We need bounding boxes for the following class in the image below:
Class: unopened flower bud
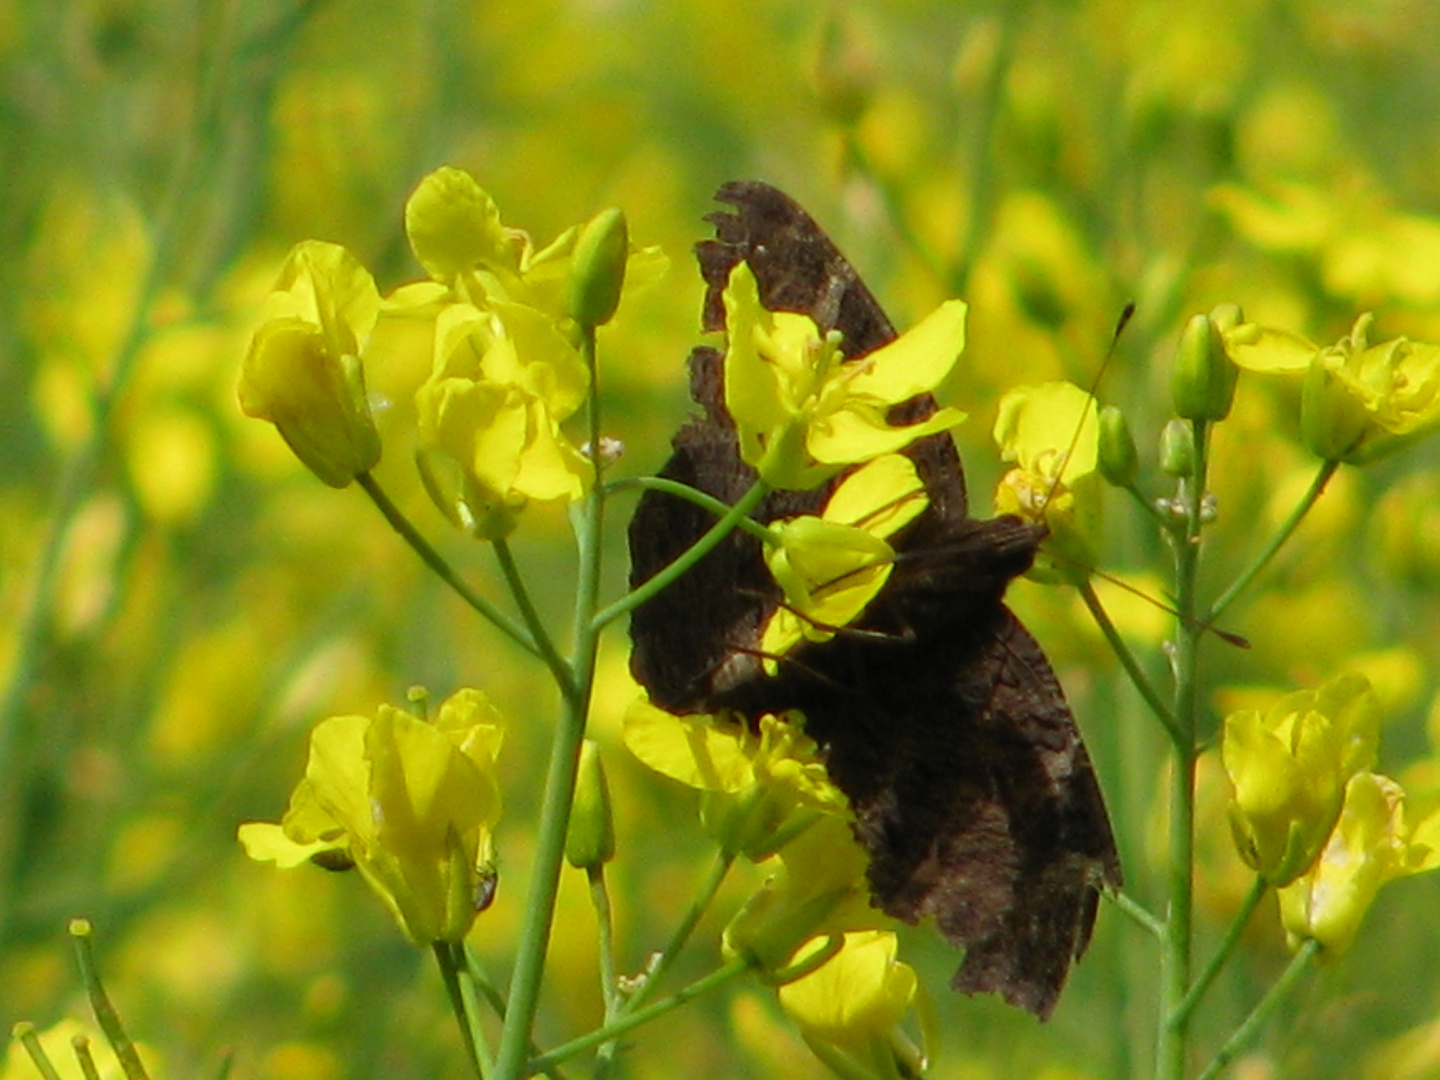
[1096,404,1138,487]
[1173,313,1239,421]
[566,740,616,870]
[569,207,629,328]
[239,241,383,487]
[1159,418,1194,477]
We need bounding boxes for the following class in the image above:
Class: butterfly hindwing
[627,181,1120,1019]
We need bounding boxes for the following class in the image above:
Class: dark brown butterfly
[627,180,1120,1020]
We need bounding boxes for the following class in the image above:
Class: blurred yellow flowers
[239,689,505,945]
[759,453,928,667]
[238,240,382,487]
[721,262,967,490]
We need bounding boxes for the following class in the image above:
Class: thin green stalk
[70,920,149,1080]
[592,842,737,1077]
[590,479,770,631]
[1104,888,1166,940]
[625,849,736,1014]
[1173,876,1268,1029]
[459,949,569,1080]
[464,948,512,1022]
[74,1040,102,1080]
[356,473,542,661]
[799,1034,891,1080]
[492,326,608,1080]
[1077,580,1179,741]
[12,1023,64,1080]
[435,942,490,1079]
[491,537,580,706]
[949,0,1022,293]
[1205,460,1338,625]
[588,866,622,1018]
[1193,940,1320,1080]
[525,958,752,1076]
[1156,419,1210,1080]
[606,475,777,544]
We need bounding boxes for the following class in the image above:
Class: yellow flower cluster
[238,166,664,537]
[1222,673,1440,956]
[623,702,923,1066]
[1223,313,1440,465]
[239,688,505,945]
[720,261,967,490]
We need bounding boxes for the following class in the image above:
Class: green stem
[589,866,622,1019]
[0,104,203,940]
[74,1040,103,1080]
[525,958,752,1076]
[492,326,607,1080]
[1104,889,1167,940]
[950,0,1021,292]
[606,475,778,544]
[459,949,569,1080]
[491,537,580,706]
[70,920,150,1080]
[1193,940,1320,1080]
[356,473,541,660]
[1173,876,1268,1029]
[1156,419,1210,1080]
[590,479,770,631]
[593,850,736,1077]
[12,1023,64,1080]
[1205,460,1338,625]
[435,942,490,1079]
[1077,580,1179,741]
[629,849,735,1012]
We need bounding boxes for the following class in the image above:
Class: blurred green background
[6,0,1440,1077]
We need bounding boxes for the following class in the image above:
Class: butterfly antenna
[1085,564,1250,649]
[1038,302,1136,517]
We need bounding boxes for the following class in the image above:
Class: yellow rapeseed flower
[415,300,592,538]
[239,689,505,945]
[1224,314,1440,464]
[1222,673,1379,886]
[722,262,967,490]
[1278,770,1440,956]
[759,454,928,666]
[992,379,1101,582]
[623,701,847,860]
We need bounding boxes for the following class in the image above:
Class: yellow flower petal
[622,698,757,792]
[404,167,515,284]
[847,299,966,401]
